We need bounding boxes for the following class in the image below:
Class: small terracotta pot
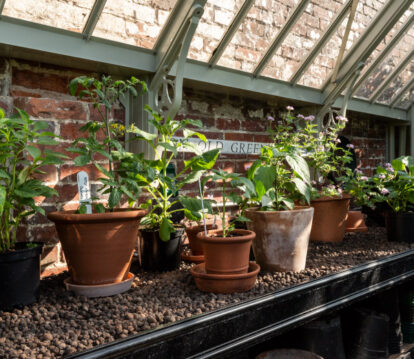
[197,229,255,275]
[310,195,351,242]
[245,206,314,272]
[48,209,146,285]
[346,210,368,232]
[185,223,217,255]
[191,262,260,294]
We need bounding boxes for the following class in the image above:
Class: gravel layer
[0,228,412,358]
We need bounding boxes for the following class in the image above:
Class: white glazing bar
[208,0,255,67]
[253,0,310,77]
[352,12,414,97]
[399,125,407,156]
[369,48,414,104]
[290,0,353,85]
[409,106,414,156]
[82,0,107,40]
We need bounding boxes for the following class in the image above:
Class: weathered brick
[217,118,240,130]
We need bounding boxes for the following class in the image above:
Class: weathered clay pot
[185,223,217,255]
[191,262,260,294]
[346,210,368,232]
[245,207,314,272]
[310,195,351,242]
[197,229,255,275]
[48,209,146,285]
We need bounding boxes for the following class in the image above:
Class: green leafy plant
[372,156,414,213]
[0,108,65,252]
[341,169,377,208]
[68,75,147,211]
[127,106,220,241]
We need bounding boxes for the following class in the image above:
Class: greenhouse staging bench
[0,229,413,359]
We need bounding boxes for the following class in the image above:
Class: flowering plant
[341,169,377,208]
[371,156,414,213]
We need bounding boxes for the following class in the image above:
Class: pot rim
[311,194,352,203]
[0,241,43,261]
[245,206,314,215]
[47,208,147,224]
[191,261,260,280]
[197,228,255,242]
[185,223,218,232]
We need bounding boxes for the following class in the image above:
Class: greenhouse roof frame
[0,0,413,121]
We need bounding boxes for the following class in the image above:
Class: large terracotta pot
[186,223,217,255]
[245,207,314,272]
[310,195,351,242]
[48,209,146,285]
[197,229,255,275]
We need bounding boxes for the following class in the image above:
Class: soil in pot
[310,195,351,242]
[385,211,414,243]
[47,209,146,285]
[0,242,43,311]
[197,229,255,275]
[140,226,184,271]
[185,223,217,255]
[245,207,314,272]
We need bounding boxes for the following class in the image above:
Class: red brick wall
[0,58,387,267]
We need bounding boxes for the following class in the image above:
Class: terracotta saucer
[181,249,205,263]
[346,225,369,233]
[191,262,260,294]
[64,272,134,298]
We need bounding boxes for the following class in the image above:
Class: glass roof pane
[298,0,388,88]
[395,87,414,109]
[261,0,347,82]
[188,0,246,62]
[375,60,414,104]
[93,0,178,49]
[354,10,414,99]
[2,0,95,32]
[217,0,301,72]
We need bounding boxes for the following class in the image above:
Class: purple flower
[304,115,315,121]
[346,143,355,149]
[379,174,386,179]
[355,169,363,174]
[381,188,389,195]
[335,138,341,143]
[361,176,369,181]
[336,115,348,123]
[338,188,343,195]
[385,162,392,168]
[297,114,305,119]
[286,106,294,111]
[267,116,275,122]
[311,180,317,185]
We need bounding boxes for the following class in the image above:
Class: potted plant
[127,105,220,271]
[187,169,260,294]
[0,108,64,310]
[302,113,354,242]
[47,75,147,291]
[372,156,414,243]
[244,108,314,272]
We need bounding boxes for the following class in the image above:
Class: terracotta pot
[48,209,146,285]
[191,262,260,294]
[346,210,368,232]
[197,229,255,275]
[310,195,351,242]
[245,207,314,272]
[185,223,217,255]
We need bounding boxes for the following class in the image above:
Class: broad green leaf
[0,186,5,216]
[181,170,203,185]
[181,141,202,155]
[255,180,266,200]
[37,137,59,146]
[0,108,4,119]
[392,159,405,172]
[74,154,91,166]
[183,129,207,143]
[120,185,135,200]
[128,126,157,141]
[157,142,178,156]
[185,148,220,171]
[0,169,10,180]
[292,178,311,204]
[286,153,310,183]
[94,203,106,213]
[15,188,39,198]
[78,204,87,214]
[254,166,275,191]
[33,121,49,131]
[408,191,414,204]
[108,188,121,209]
[184,208,201,221]
[26,145,41,160]
[282,198,295,210]
[160,218,174,242]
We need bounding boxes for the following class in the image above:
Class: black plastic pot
[0,242,43,311]
[139,227,184,271]
[385,211,414,243]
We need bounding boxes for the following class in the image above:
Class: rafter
[390,76,414,108]
[290,0,353,85]
[82,0,107,40]
[0,0,5,15]
[209,0,254,67]
[369,48,414,103]
[253,0,309,77]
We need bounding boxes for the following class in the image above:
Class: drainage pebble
[0,227,412,358]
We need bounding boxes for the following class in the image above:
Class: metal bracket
[149,2,205,120]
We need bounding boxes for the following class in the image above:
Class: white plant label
[77,171,92,214]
